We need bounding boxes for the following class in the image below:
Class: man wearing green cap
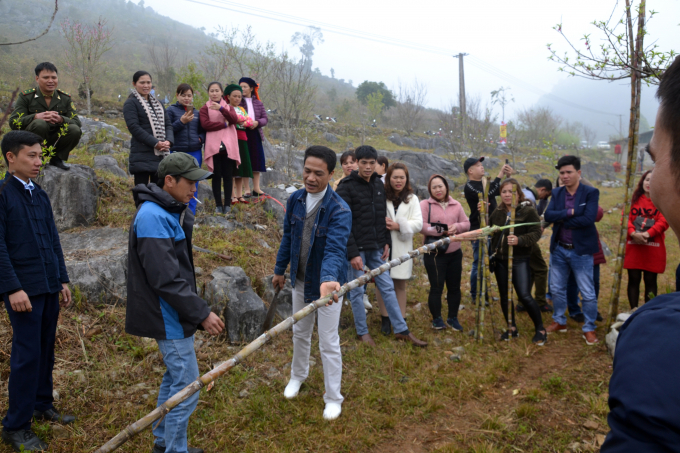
[126,152,224,453]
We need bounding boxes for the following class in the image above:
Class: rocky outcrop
[93,156,127,178]
[204,267,267,343]
[378,150,461,187]
[60,228,128,304]
[262,187,290,226]
[260,169,292,188]
[323,132,339,143]
[263,274,293,319]
[39,164,99,231]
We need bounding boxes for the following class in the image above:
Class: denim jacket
[274,186,352,303]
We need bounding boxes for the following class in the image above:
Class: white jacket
[387,195,423,280]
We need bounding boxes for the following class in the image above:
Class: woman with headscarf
[226,84,253,204]
[199,81,241,214]
[239,77,269,198]
[123,70,173,186]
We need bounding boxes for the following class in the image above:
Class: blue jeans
[348,249,409,336]
[565,264,601,317]
[470,240,480,299]
[549,246,598,332]
[154,336,200,453]
[173,150,203,214]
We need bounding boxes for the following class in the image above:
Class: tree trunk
[86,79,92,116]
[606,0,645,328]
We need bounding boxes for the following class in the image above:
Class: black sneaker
[596,311,604,322]
[532,330,547,346]
[500,329,519,341]
[380,316,391,336]
[447,317,463,331]
[49,157,70,170]
[152,445,204,453]
[432,317,446,330]
[33,408,76,424]
[571,313,586,323]
[2,429,48,452]
[540,303,554,313]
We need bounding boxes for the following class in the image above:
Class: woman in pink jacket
[420,175,470,331]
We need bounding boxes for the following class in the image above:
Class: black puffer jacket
[123,94,174,174]
[336,171,391,259]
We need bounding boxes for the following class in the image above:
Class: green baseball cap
[157,152,212,181]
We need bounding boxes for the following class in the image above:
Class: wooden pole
[606,0,645,329]
[507,186,517,338]
[475,193,484,341]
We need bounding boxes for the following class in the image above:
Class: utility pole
[453,53,468,144]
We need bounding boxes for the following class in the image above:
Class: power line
[186,0,622,117]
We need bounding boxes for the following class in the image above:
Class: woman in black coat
[123,71,174,186]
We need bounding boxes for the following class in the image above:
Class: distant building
[609,130,654,172]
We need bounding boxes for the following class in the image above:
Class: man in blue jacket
[602,55,680,452]
[127,152,224,453]
[544,155,600,345]
[273,145,351,421]
[0,131,74,452]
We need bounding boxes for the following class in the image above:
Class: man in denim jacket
[273,145,351,421]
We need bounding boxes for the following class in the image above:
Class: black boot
[2,429,48,452]
[380,316,391,336]
[33,408,76,424]
[49,157,70,170]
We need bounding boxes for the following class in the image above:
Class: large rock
[196,181,214,203]
[60,228,128,304]
[78,116,128,146]
[260,169,291,188]
[262,137,278,161]
[378,150,461,187]
[402,137,416,147]
[389,134,403,146]
[262,188,290,226]
[39,164,98,231]
[195,216,244,233]
[204,267,267,343]
[263,274,293,319]
[323,132,339,143]
[93,156,127,178]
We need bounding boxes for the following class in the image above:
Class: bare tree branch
[0,0,59,46]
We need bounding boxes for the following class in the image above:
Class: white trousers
[291,286,344,405]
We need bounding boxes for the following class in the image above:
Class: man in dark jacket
[127,152,224,453]
[464,157,512,303]
[273,146,351,421]
[0,131,74,452]
[336,145,426,347]
[544,155,600,345]
[601,55,680,452]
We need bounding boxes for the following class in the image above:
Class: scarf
[204,99,240,172]
[131,89,167,156]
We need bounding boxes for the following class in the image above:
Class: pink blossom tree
[60,17,114,115]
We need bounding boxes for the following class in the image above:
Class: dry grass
[0,141,673,452]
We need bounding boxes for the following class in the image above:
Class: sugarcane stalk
[477,178,490,342]
[606,0,645,330]
[95,222,540,453]
[474,194,484,340]
[507,186,517,339]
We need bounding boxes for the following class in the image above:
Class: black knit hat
[464,156,485,174]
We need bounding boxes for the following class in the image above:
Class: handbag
[634,216,655,233]
[424,204,449,253]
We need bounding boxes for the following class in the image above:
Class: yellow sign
[499,122,507,144]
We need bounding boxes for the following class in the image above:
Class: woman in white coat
[378,163,423,334]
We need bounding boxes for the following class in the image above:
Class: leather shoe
[1,428,48,452]
[394,332,428,347]
[356,334,376,346]
[152,444,203,453]
[49,157,70,170]
[33,408,76,424]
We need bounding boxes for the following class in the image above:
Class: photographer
[489,179,546,345]
[420,175,470,331]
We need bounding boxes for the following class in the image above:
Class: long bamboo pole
[507,187,517,339]
[474,194,484,341]
[606,0,645,329]
[95,224,538,453]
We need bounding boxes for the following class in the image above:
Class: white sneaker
[323,402,342,420]
[284,379,302,399]
[363,294,372,310]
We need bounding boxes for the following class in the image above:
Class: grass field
[0,133,674,453]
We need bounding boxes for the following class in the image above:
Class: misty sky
[143,0,678,123]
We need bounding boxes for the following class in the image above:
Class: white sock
[323,402,342,420]
[284,379,302,399]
